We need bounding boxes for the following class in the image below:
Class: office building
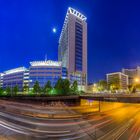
[0,73,4,88]
[106,72,128,90]
[3,67,29,91]
[29,60,67,88]
[122,68,137,85]
[0,61,67,90]
[59,7,87,86]
[122,66,140,85]
[1,7,87,91]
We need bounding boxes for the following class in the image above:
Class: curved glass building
[2,67,29,91]
[29,60,67,88]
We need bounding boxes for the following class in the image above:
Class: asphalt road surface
[0,99,140,140]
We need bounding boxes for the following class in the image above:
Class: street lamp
[134,78,140,83]
[133,78,140,93]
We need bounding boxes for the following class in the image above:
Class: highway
[0,99,140,139]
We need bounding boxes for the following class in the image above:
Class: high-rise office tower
[59,7,87,86]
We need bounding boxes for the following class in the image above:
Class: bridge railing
[82,93,140,97]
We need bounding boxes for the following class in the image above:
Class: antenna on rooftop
[45,54,47,61]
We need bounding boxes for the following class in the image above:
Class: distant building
[3,67,29,91]
[29,60,67,88]
[58,7,87,86]
[86,83,98,93]
[106,72,128,90]
[122,66,140,85]
[0,73,4,88]
[122,68,137,85]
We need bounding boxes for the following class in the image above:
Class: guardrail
[82,93,140,97]
[80,93,140,103]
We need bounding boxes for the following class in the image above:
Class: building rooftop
[122,68,137,71]
[30,60,62,67]
[0,73,4,76]
[106,72,128,77]
[59,7,87,43]
[67,7,87,21]
[4,67,27,75]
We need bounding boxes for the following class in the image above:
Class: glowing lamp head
[135,78,140,83]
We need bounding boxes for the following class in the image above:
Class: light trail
[0,99,140,139]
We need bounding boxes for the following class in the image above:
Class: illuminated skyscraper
[59,7,87,86]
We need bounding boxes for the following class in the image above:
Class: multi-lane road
[0,99,140,140]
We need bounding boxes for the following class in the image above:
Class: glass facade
[3,72,25,90]
[62,67,67,79]
[70,72,86,85]
[29,66,62,88]
[58,24,68,68]
[75,22,83,71]
[1,61,68,90]
[1,67,29,91]
[0,73,3,88]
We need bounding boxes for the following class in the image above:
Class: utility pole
[99,100,101,112]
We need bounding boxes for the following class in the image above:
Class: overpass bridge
[80,94,140,103]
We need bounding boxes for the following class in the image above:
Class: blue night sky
[0,0,140,83]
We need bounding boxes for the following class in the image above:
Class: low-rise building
[106,72,128,90]
[122,68,137,85]
[122,66,140,85]
[3,67,29,91]
[0,61,68,90]
[0,73,4,88]
[86,83,98,93]
[29,60,67,88]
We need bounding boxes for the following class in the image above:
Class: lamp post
[133,78,140,93]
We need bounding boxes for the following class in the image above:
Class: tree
[6,87,11,95]
[43,81,52,93]
[33,81,40,94]
[136,84,140,90]
[109,77,120,91]
[54,78,71,95]
[62,79,70,94]
[23,83,29,93]
[13,85,19,95]
[131,84,140,93]
[132,86,136,93]
[128,84,137,93]
[71,81,78,93]
[54,78,63,94]
[97,80,107,91]
[0,88,3,95]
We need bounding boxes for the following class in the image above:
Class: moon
[52,28,57,33]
